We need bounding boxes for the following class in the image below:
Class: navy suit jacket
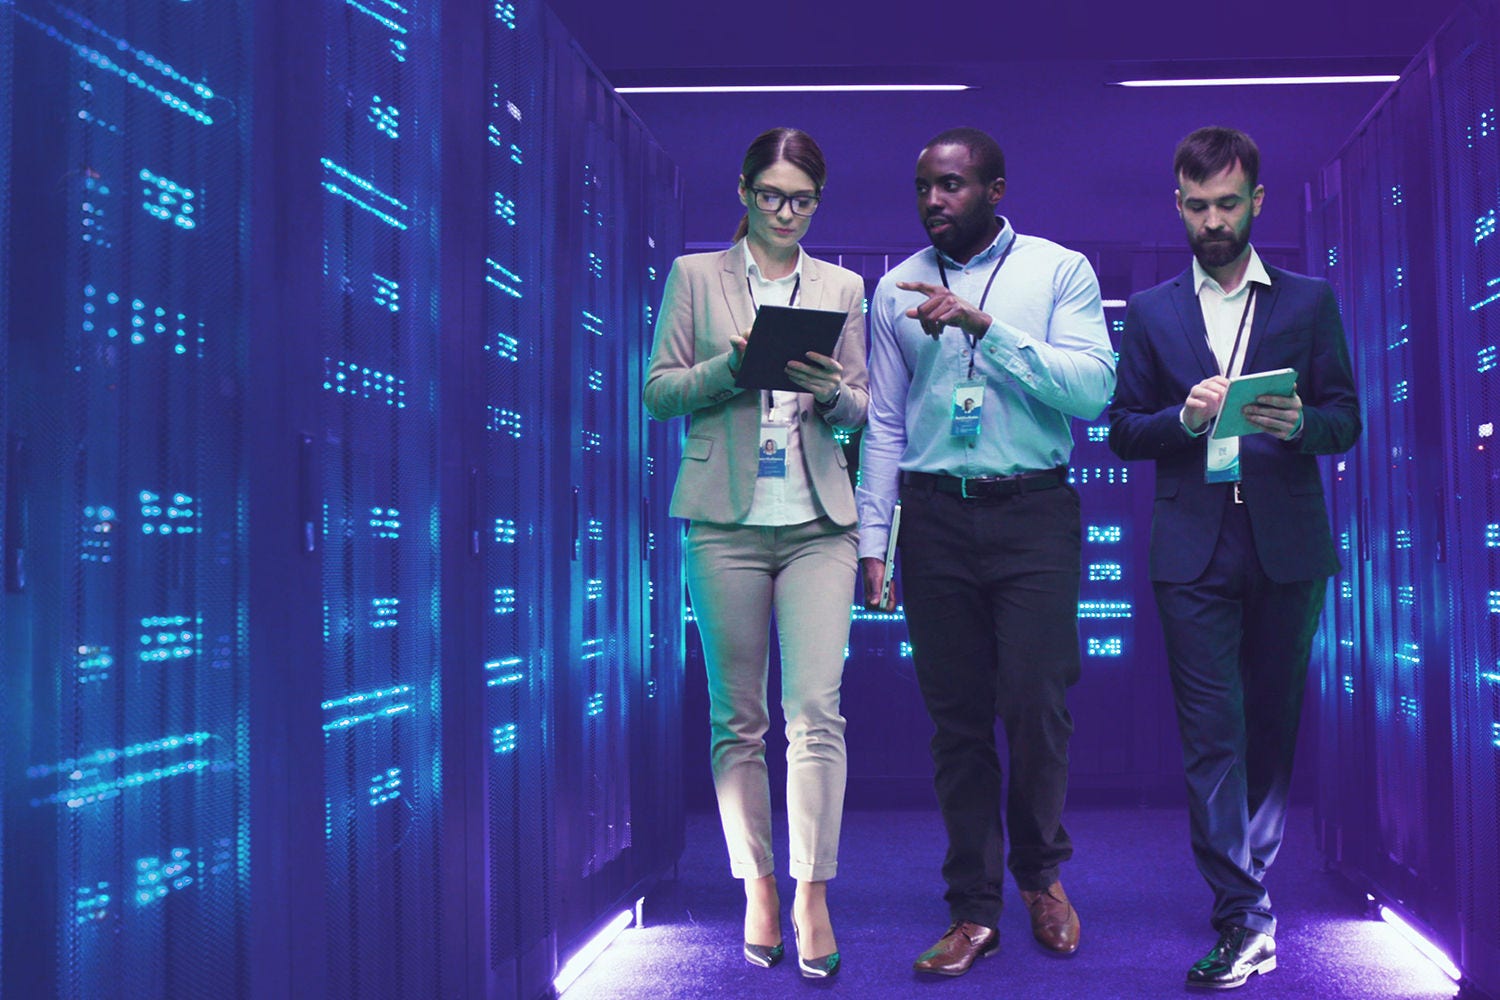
[1107,263,1361,584]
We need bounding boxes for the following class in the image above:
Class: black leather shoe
[913,921,999,977]
[1186,925,1276,989]
[743,940,784,968]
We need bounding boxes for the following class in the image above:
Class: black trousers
[1152,499,1326,937]
[897,479,1082,927]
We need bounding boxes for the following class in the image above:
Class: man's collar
[1193,246,1271,297]
[936,217,1014,270]
[743,239,805,282]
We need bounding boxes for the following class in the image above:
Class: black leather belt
[902,467,1068,500]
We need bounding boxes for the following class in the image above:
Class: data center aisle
[565,806,1462,999]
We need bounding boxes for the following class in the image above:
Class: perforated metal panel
[1432,7,1500,992]
[315,1,446,995]
[2,3,251,997]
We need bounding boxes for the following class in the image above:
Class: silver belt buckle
[1232,482,1244,504]
[960,476,972,499]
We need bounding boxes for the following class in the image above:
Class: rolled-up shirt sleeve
[856,282,908,560]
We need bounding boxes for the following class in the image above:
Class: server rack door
[1307,173,1375,872]
[479,0,557,995]
[310,1,447,995]
[0,4,11,983]
[2,3,251,998]
[640,148,687,871]
[1340,81,1457,932]
[1433,6,1500,993]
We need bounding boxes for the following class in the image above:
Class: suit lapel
[719,242,755,338]
[1169,270,1220,380]
[1241,269,1282,374]
[801,253,826,311]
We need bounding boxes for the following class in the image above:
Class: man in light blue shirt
[857,127,1115,977]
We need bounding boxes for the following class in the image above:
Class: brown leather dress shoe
[1019,882,1081,955]
[912,920,999,976]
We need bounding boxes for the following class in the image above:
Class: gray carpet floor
[564,805,1463,999]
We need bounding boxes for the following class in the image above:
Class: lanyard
[746,274,800,416]
[938,236,1014,379]
[1210,285,1258,378]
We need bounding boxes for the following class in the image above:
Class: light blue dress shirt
[856,218,1117,560]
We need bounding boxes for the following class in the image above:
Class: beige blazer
[643,242,869,525]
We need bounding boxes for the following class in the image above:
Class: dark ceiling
[546,0,1452,73]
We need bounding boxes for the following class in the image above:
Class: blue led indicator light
[1087,637,1123,657]
[582,430,602,452]
[487,405,523,437]
[494,1,518,28]
[1077,600,1133,619]
[581,638,604,660]
[493,725,519,753]
[1087,562,1123,582]
[588,519,604,542]
[586,693,605,717]
[1087,524,1122,544]
[488,331,520,361]
[139,168,195,229]
[494,191,517,226]
[1477,210,1496,244]
[368,95,401,139]
[588,369,605,391]
[321,684,414,732]
[320,158,410,230]
[369,768,402,807]
[342,0,409,35]
[1395,642,1421,666]
[372,273,401,312]
[485,658,524,687]
[588,252,605,278]
[581,309,604,336]
[1391,380,1409,403]
[1085,425,1109,443]
[493,588,517,614]
[1342,674,1355,695]
[370,507,401,539]
[485,258,523,298]
[494,518,518,543]
[370,597,400,629]
[587,579,604,601]
[1480,346,1498,373]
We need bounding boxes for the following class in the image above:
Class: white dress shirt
[742,241,821,526]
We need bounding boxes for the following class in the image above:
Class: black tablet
[733,305,846,393]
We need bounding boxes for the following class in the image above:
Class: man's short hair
[1174,127,1260,188]
[924,127,1006,183]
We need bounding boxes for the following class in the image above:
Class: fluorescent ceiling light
[616,84,969,94]
[1114,75,1397,87]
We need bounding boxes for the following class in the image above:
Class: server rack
[0,2,685,999]
[1309,4,1500,995]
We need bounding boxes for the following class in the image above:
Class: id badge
[951,379,986,438]
[1205,435,1241,484]
[757,422,791,478]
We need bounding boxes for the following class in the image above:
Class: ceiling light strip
[1114,75,1398,87]
[616,84,970,94]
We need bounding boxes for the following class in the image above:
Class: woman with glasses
[644,127,868,980]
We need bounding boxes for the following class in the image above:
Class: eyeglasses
[750,187,821,217]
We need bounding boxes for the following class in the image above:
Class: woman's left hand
[785,351,843,405]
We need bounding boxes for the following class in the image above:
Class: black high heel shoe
[742,940,785,969]
[792,920,840,980]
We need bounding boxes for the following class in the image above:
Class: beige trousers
[685,518,857,882]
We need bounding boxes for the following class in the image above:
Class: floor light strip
[553,908,635,995]
[1377,902,1462,982]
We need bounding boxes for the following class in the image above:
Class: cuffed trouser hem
[789,861,837,882]
[729,856,776,880]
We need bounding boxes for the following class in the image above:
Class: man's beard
[1190,224,1250,269]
